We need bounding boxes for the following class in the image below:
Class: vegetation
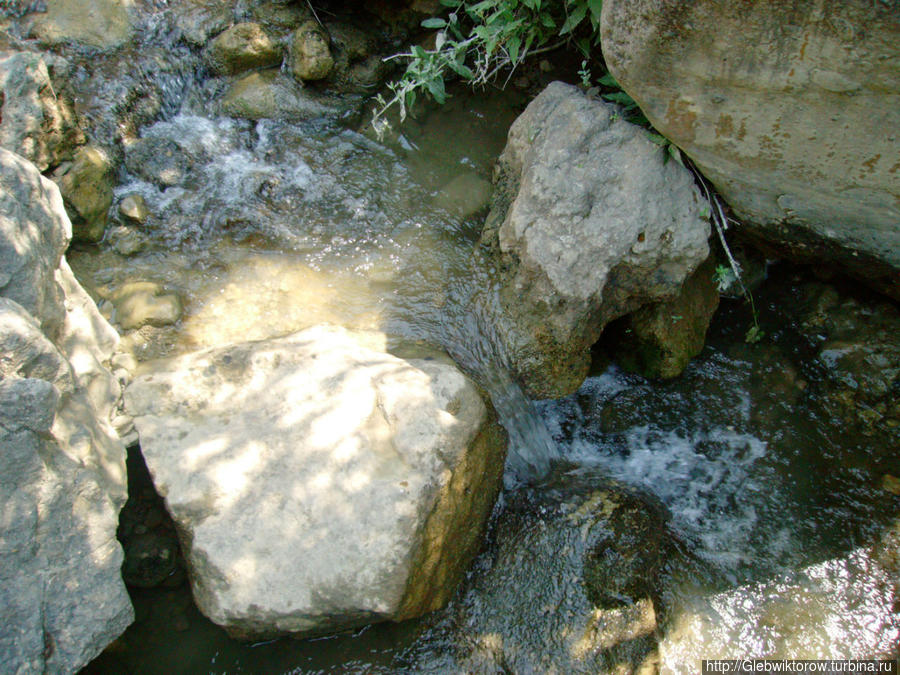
[371,0,605,136]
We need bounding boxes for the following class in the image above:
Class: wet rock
[122,533,180,588]
[249,0,311,31]
[176,0,232,48]
[204,22,282,76]
[53,145,114,243]
[882,475,900,496]
[0,150,131,674]
[220,69,338,120]
[108,225,147,257]
[124,325,507,639]
[412,468,667,674]
[0,51,84,172]
[433,172,493,219]
[124,137,190,189]
[483,82,710,397]
[27,0,134,50]
[601,0,900,299]
[118,193,149,224]
[112,281,182,330]
[610,255,720,379]
[290,20,334,81]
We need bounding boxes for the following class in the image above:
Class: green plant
[371,0,603,136]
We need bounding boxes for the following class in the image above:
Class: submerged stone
[112,281,182,330]
[124,325,507,639]
[219,69,338,120]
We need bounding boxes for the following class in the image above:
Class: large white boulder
[0,148,131,674]
[483,82,710,397]
[124,326,507,638]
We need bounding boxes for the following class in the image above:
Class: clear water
[57,3,899,670]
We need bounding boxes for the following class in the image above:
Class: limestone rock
[124,325,507,638]
[0,51,84,172]
[112,281,182,330]
[290,20,334,81]
[204,22,282,76]
[0,147,69,336]
[53,145,114,243]
[220,69,338,120]
[0,147,131,674]
[610,255,720,379]
[601,0,900,299]
[118,193,150,225]
[27,0,133,50]
[484,82,710,397]
[123,137,190,189]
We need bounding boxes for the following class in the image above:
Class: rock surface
[112,281,182,330]
[124,326,507,638]
[601,0,900,299]
[204,22,282,76]
[407,468,667,674]
[483,82,710,397]
[610,255,720,379]
[0,149,132,673]
[27,0,134,50]
[0,51,84,172]
[290,20,334,81]
[53,145,114,243]
[219,69,338,120]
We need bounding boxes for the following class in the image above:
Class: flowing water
[50,4,899,671]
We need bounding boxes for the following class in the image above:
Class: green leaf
[587,0,603,24]
[602,91,636,106]
[646,132,669,146]
[507,34,522,63]
[412,45,428,60]
[541,12,556,28]
[421,17,447,28]
[597,72,619,87]
[448,60,475,79]
[439,0,462,5]
[560,2,587,35]
[426,76,447,104]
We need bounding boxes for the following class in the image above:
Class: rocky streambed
[0,0,898,673]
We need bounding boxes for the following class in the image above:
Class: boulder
[124,326,507,638]
[290,20,334,82]
[407,469,667,674]
[219,69,339,120]
[601,0,900,299]
[0,149,132,674]
[53,145,114,243]
[0,51,84,172]
[483,82,710,398]
[204,22,282,76]
[610,255,720,379]
[0,147,70,336]
[27,0,134,50]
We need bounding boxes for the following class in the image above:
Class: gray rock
[483,82,710,397]
[108,225,147,256]
[176,0,232,48]
[601,0,900,299]
[219,69,338,120]
[0,51,84,172]
[53,145,114,243]
[610,255,720,379]
[27,0,134,50]
[410,469,666,674]
[118,193,149,224]
[124,325,506,638]
[124,137,190,189]
[112,281,182,330]
[0,147,69,337]
[204,22,282,76]
[290,20,334,82]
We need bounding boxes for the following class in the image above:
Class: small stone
[108,226,146,257]
[119,194,149,224]
[205,22,283,75]
[112,281,183,331]
[882,475,900,496]
[291,20,334,81]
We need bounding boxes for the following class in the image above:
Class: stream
[41,4,899,672]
